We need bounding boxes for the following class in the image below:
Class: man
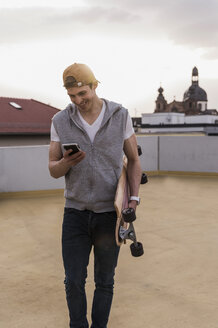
[49,63,141,328]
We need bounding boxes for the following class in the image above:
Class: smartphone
[63,143,81,155]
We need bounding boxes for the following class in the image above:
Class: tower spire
[192,66,199,85]
[154,85,167,112]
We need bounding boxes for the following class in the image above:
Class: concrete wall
[0,146,64,192]
[1,136,218,192]
[0,135,51,147]
[159,136,218,172]
[137,136,158,171]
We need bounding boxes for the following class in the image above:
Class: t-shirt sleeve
[124,112,135,140]
[50,122,60,142]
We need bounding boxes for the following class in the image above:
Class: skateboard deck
[114,156,129,246]
[114,146,146,256]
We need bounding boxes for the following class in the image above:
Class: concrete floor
[1,175,218,328]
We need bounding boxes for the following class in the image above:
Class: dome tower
[183,67,207,114]
[155,86,167,112]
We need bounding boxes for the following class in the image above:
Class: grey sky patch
[0,1,218,58]
[202,48,218,60]
[0,6,145,44]
[84,0,218,56]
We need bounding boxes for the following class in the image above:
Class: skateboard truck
[119,209,144,257]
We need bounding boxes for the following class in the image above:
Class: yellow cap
[63,63,99,88]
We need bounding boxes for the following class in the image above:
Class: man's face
[67,85,96,112]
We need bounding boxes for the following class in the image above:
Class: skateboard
[114,145,147,257]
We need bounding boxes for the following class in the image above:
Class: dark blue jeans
[62,207,120,328]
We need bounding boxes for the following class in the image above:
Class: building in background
[141,112,218,135]
[134,67,218,135]
[132,117,142,133]
[154,67,217,115]
[0,97,60,146]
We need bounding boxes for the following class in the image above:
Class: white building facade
[141,113,218,135]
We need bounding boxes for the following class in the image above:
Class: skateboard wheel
[137,145,142,156]
[130,242,144,257]
[122,208,136,223]
[141,173,148,184]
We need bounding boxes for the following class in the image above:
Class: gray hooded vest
[52,99,128,213]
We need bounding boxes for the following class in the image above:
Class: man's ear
[92,81,98,90]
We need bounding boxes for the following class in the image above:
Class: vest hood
[66,99,122,130]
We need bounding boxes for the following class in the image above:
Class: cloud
[0,6,145,43]
[0,1,218,58]
[84,0,218,58]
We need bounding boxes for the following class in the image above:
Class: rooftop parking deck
[1,175,218,328]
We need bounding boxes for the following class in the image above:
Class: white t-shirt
[50,101,134,143]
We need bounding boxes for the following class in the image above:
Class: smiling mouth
[79,101,88,109]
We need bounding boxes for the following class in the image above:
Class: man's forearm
[126,158,142,197]
[49,158,71,179]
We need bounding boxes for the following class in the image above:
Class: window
[9,102,22,109]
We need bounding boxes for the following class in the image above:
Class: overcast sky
[1,0,218,116]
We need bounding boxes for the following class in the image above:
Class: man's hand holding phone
[62,143,86,167]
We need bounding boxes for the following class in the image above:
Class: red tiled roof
[0,97,61,134]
